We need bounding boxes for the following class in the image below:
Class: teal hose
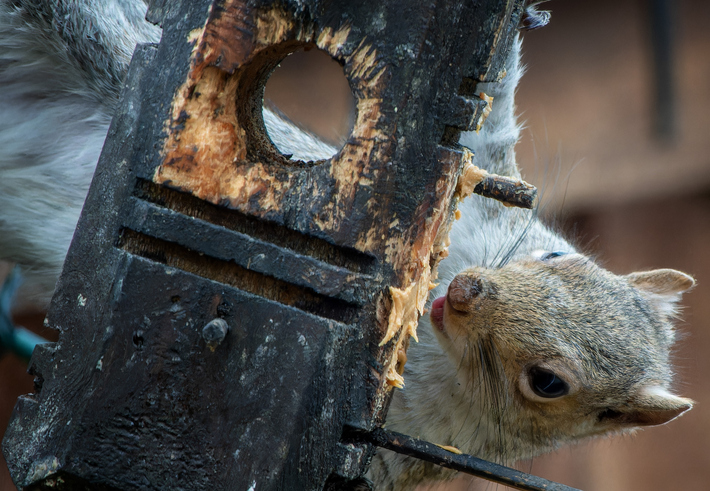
[0,266,50,362]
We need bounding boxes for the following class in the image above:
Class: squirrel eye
[528,367,569,398]
[540,251,567,261]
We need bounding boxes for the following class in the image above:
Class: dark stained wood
[474,174,538,209]
[3,0,526,489]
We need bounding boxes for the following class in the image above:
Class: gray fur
[0,0,160,308]
[263,107,338,161]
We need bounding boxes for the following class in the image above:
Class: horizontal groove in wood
[134,179,376,275]
[123,197,374,305]
[117,229,360,325]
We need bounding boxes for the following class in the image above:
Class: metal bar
[345,426,581,491]
[648,0,676,140]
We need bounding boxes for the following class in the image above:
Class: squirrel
[366,32,695,491]
[0,1,695,490]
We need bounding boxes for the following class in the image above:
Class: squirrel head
[429,251,695,459]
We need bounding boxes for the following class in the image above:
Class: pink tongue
[430,296,446,331]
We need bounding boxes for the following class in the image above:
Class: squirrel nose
[447,274,484,313]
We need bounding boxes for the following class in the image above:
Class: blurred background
[1,0,709,489]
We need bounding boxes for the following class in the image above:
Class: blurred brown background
[2,0,709,489]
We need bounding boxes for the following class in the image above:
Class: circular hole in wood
[263,47,355,162]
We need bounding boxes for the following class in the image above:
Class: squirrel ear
[626,269,695,294]
[631,386,694,426]
[602,387,693,427]
[626,269,695,317]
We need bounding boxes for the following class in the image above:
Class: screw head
[202,318,229,351]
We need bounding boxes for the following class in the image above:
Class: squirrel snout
[447,274,485,313]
